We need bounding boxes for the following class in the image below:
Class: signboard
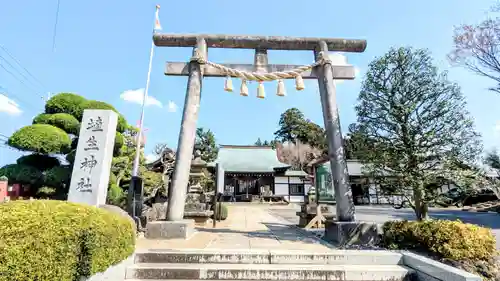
[316,162,336,204]
[67,109,118,206]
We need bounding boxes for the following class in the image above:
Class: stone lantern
[183,150,213,225]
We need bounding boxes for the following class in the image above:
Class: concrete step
[134,249,403,265]
[126,263,415,280]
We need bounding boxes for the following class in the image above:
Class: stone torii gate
[151,33,367,241]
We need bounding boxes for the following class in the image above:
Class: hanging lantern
[257,81,265,99]
[240,79,249,96]
[224,75,233,92]
[276,79,286,97]
[295,75,305,91]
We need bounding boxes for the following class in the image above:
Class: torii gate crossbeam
[154,33,366,241]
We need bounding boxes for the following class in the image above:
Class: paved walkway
[136,204,333,251]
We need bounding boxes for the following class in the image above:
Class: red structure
[0,180,24,201]
[0,179,7,202]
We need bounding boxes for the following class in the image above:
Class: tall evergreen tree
[274,108,327,152]
[194,128,218,162]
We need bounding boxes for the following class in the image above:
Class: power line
[0,58,42,95]
[52,0,62,52]
[0,45,47,89]
[0,45,48,110]
[0,87,40,112]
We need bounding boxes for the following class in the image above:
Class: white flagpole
[131,5,161,178]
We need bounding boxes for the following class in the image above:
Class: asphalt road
[269,204,500,249]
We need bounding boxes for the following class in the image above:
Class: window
[289,183,305,195]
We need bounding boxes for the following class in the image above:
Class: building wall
[274,176,289,197]
[314,161,457,205]
[216,164,225,194]
[0,183,24,201]
[218,172,310,202]
[274,176,310,203]
[0,181,7,202]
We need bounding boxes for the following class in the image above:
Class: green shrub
[43,166,71,190]
[66,149,76,164]
[8,124,71,154]
[45,93,87,117]
[114,132,125,156]
[16,154,60,171]
[381,219,496,261]
[212,203,228,220]
[107,184,126,208]
[0,200,135,281]
[0,164,43,184]
[79,100,127,132]
[219,204,228,220]
[36,186,57,198]
[33,113,80,135]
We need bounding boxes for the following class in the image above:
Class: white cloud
[0,94,22,115]
[145,153,157,163]
[167,101,178,113]
[120,88,163,108]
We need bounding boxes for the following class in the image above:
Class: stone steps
[134,249,403,265]
[126,263,414,280]
[128,249,415,281]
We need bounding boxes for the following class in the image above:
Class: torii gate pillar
[166,38,206,222]
[150,33,371,243]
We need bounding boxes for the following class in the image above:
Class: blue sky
[1,0,500,166]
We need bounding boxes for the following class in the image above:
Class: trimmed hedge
[0,164,43,184]
[45,93,86,117]
[382,220,496,261]
[381,219,499,279]
[43,166,71,189]
[219,204,228,220]
[33,113,80,135]
[79,100,127,133]
[0,200,136,281]
[66,149,76,164]
[16,154,60,171]
[211,204,228,220]
[114,132,125,156]
[8,124,72,154]
[45,93,127,133]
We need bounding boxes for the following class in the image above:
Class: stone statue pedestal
[296,186,334,228]
[323,221,382,247]
[145,151,213,240]
[145,220,195,239]
[296,204,335,227]
[182,154,213,226]
[184,187,213,226]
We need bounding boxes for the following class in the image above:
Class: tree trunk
[414,187,429,221]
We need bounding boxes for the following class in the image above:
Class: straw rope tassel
[257,81,265,98]
[276,79,286,96]
[295,75,305,91]
[240,79,249,96]
[224,76,234,92]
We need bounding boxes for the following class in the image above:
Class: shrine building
[209,145,311,202]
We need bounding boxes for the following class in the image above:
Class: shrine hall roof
[211,145,290,173]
